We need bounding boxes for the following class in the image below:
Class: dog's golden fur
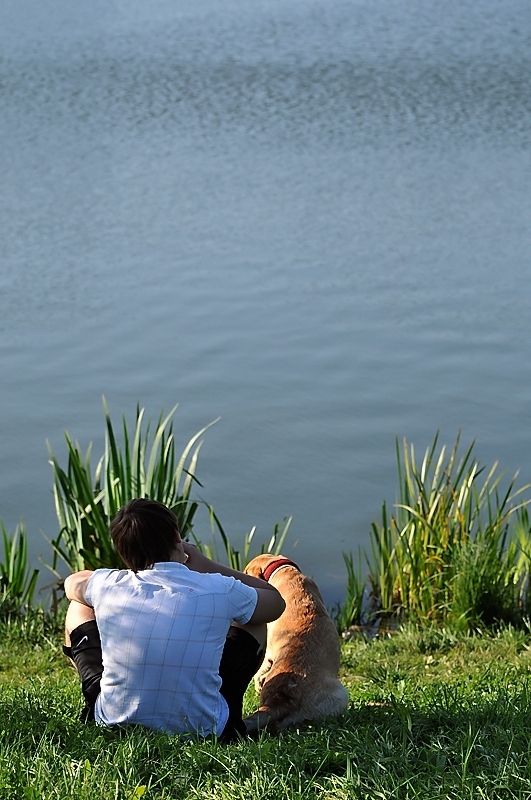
[243,554,349,733]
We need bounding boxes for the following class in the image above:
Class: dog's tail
[243,708,277,735]
[243,676,350,735]
[244,673,300,734]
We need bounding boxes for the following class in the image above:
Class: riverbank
[2,616,531,799]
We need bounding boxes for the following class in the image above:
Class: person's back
[63,498,285,739]
[86,562,257,735]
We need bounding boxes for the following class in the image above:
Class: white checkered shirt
[84,562,258,735]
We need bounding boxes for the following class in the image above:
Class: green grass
[3,615,531,799]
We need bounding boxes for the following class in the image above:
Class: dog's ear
[243,557,265,579]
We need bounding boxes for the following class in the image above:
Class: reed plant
[366,434,531,629]
[47,399,293,581]
[195,507,293,572]
[0,520,39,617]
[47,400,217,574]
[332,549,367,632]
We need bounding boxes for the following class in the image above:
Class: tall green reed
[47,399,217,573]
[195,507,293,571]
[366,433,531,628]
[47,399,294,579]
[332,549,367,631]
[0,521,39,616]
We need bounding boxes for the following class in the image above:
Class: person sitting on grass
[63,498,285,741]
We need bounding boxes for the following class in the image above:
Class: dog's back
[244,555,349,732]
[263,570,341,677]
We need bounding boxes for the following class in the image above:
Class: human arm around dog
[182,543,285,624]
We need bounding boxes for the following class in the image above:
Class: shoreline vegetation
[3,402,531,796]
[3,401,531,634]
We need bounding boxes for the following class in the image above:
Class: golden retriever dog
[243,554,349,733]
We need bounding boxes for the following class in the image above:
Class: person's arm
[64,570,94,607]
[182,543,285,623]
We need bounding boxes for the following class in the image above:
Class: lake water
[1,0,531,607]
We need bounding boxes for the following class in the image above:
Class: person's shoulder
[88,568,129,587]
[91,567,126,577]
[189,570,240,594]
[188,569,229,588]
[225,574,258,600]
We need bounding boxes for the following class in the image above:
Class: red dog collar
[262,558,300,582]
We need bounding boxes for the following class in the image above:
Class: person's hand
[182,542,212,572]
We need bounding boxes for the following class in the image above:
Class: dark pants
[218,624,264,741]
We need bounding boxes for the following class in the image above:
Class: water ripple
[2,49,530,150]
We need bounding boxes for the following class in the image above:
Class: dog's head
[243,553,281,580]
[244,554,300,582]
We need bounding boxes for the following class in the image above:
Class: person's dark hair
[110,498,181,571]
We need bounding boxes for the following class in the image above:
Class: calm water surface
[1,0,531,605]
